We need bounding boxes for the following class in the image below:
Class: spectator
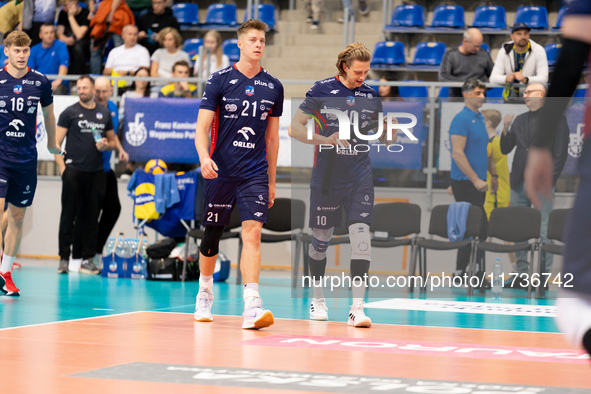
[56,0,90,76]
[22,0,56,46]
[137,0,179,55]
[481,109,509,219]
[119,67,154,120]
[89,0,134,75]
[28,24,70,95]
[126,0,151,21]
[103,24,150,78]
[193,30,229,79]
[338,0,369,23]
[500,83,569,284]
[159,60,197,98]
[0,0,24,43]
[150,27,190,91]
[439,28,494,98]
[378,74,400,99]
[55,75,117,275]
[490,22,549,96]
[449,78,496,280]
[304,0,322,29]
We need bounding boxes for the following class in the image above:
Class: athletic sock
[199,274,213,293]
[1,255,16,273]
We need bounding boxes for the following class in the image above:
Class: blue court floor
[0,262,559,334]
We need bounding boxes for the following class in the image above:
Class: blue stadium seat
[389,4,424,28]
[438,87,449,98]
[514,6,548,30]
[553,7,566,31]
[430,5,465,28]
[370,41,405,67]
[204,3,237,26]
[223,39,240,62]
[244,4,276,30]
[485,87,505,103]
[410,42,446,66]
[574,88,586,98]
[472,6,506,30]
[480,42,490,53]
[545,43,562,67]
[183,38,203,59]
[398,82,428,99]
[78,1,87,7]
[171,3,199,26]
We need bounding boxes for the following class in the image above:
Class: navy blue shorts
[309,179,374,229]
[0,165,37,208]
[203,175,269,226]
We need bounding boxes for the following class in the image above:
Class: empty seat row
[371,41,447,68]
[388,5,564,31]
[183,38,240,63]
[172,3,275,30]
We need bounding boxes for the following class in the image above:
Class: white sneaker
[310,298,328,321]
[194,290,214,322]
[347,302,372,328]
[242,297,274,329]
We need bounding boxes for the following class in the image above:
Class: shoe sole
[0,276,19,296]
[79,269,101,275]
[310,313,329,321]
[348,317,372,328]
[57,270,69,274]
[242,311,274,330]
[194,316,213,322]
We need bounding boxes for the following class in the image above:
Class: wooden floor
[0,265,589,393]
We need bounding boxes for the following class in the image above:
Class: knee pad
[308,227,334,260]
[200,225,225,257]
[349,222,371,261]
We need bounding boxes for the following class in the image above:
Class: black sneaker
[80,259,101,275]
[358,0,369,15]
[57,259,69,274]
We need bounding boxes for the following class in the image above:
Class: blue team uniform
[0,67,53,207]
[198,64,284,226]
[299,75,382,229]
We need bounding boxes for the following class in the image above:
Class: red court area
[1,312,589,393]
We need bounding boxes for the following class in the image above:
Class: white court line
[364,298,556,317]
[0,311,144,332]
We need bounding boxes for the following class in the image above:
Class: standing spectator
[137,0,179,55]
[500,83,569,284]
[22,0,56,46]
[150,27,190,91]
[193,19,284,329]
[0,31,61,296]
[193,30,229,79]
[89,0,134,75]
[449,78,497,279]
[103,24,150,77]
[55,75,117,275]
[159,60,196,98]
[439,28,493,97]
[56,0,90,76]
[0,0,24,43]
[28,24,70,95]
[481,109,509,219]
[304,0,322,29]
[490,23,549,96]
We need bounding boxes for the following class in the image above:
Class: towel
[447,201,472,242]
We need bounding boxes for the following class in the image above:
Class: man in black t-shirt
[54,75,117,275]
[57,0,91,75]
[137,0,180,54]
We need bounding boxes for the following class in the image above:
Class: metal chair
[537,209,570,298]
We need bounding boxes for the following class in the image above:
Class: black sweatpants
[450,179,488,272]
[96,170,121,255]
[59,167,106,260]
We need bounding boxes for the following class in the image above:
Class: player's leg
[0,203,26,296]
[235,175,274,329]
[194,179,236,322]
[344,183,374,328]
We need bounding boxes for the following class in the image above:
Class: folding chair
[411,204,483,294]
[370,202,421,276]
[537,209,570,298]
[476,207,541,299]
[371,41,405,68]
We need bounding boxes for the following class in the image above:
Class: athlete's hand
[201,157,219,179]
[47,143,62,155]
[473,178,488,193]
[268,183,275,208]
[96,137,108,151]
[325,132,348,148]
[379,117,397,145]
[524,147,554,208]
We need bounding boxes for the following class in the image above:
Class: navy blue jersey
[299,76,382,189]
[199,64,284,181]
[0,67,53,169]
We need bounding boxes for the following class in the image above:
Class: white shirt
[105,44,151,73]
[193,53,230,79]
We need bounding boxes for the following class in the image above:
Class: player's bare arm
[194,108,218,179]
[288,109,349,148]
[42,103,62,155]
[265,116,280,208]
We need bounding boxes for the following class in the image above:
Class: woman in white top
[150,27,191,90]
[193,30,230,79]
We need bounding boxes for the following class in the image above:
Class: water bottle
[103,238,115,257]
[492,257,503,299]
[92,127,102,142]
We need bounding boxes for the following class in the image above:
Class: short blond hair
[158,27,182,48]
[237,19,267,38]
[336,42,371,75]
[481,109,502,129]
[4,31,31,48]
